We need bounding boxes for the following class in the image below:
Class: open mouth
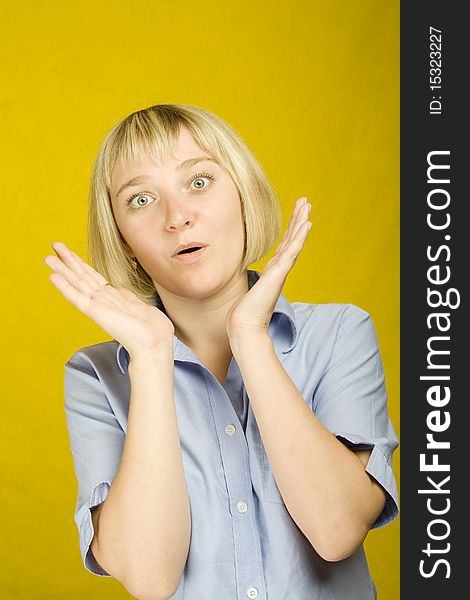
[177,247,202,255]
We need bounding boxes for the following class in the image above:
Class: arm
[46,241,189,598]
[92,343,191,600]
[231,331,386,563]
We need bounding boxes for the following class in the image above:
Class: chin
[178,266,242,298]
[179,269,224,295]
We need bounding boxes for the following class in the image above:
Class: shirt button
[237,501,248,513]
[225,423,236,436]
[246,587,258,598]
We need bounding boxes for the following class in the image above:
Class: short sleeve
[64,351,126,576]
[312,305,399,529]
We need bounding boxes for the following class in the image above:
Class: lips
[172,241,209,257]
[172,246,208,265]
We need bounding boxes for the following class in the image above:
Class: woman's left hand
[226,197,312,341]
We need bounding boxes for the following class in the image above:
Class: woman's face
[109,126,245,301]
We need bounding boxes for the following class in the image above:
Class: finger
[48,242,98,292]
[274,198,306,256]
[291,201,311,236]
[46,255,137,319]
[46,243,125,303]
[273,219,312,270]
[281,220,312,263]
[48,271,142,332]
[48,271,95,314]
[282,199,309,246]
[45,253,96,296]
[51,242,107,288]
[276,199,310,256]
[262,219,312,278]
[61,243,108,287]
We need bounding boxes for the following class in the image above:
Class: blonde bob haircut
[88,103,283,307]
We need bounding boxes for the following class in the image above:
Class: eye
[189,172,215,192]
[126,192,155,209]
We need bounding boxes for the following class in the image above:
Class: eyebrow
[115,156,219,199]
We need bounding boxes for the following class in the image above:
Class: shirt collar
[116,269,298,375]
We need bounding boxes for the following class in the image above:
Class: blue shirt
[64,269,399,600]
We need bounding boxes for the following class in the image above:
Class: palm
[45,242,175,358]
[226,198,312,336]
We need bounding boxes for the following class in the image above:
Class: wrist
[128,339,174,369]
[228,327,272,358]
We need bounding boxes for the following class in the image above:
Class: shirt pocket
[260,442,285,504]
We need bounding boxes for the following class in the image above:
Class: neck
[156,270,250,351]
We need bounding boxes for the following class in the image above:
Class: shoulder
[290,301,371,338]
[290,301,369,319]
[63,341,129,415]
[281,301,378,363]
[65,340,121,376]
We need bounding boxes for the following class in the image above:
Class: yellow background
[0,1,399,598]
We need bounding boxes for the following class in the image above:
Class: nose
[163,194,195,232]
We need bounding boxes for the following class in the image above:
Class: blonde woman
[45,104,399,600]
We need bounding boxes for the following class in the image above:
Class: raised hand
[44,242,175,358]
[226,197,312,338]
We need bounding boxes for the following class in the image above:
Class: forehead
[110,126,210,186]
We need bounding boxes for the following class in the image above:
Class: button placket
[203,374,266,599]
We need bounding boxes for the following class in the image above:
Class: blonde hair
[88,103,283,306]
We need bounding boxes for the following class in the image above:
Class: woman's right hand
[44,241,175,359]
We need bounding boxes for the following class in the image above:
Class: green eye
[190,172,215,192]
[192,177,207,189]
[126,192,155,209]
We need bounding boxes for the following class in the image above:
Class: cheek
[216,209,245,257]
[220,189,244,226]
[114,208,151,241]
[214,202,244,241]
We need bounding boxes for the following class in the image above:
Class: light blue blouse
[64,269,399,599]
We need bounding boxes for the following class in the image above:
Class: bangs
[103,108,184,189]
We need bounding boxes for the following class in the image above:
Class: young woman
[45,103,399,600]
